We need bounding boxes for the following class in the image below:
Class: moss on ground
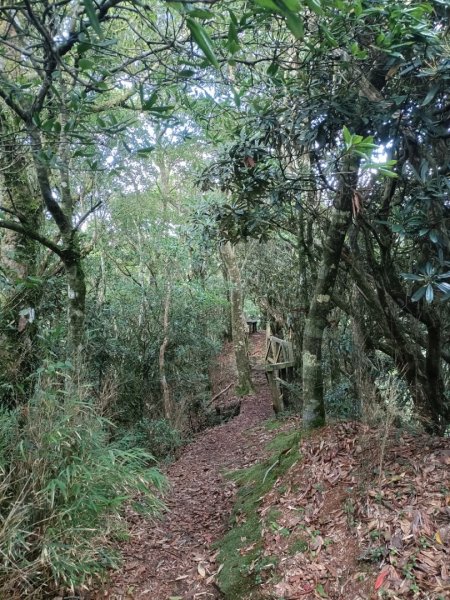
[215,430,301,599]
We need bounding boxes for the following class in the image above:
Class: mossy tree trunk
[220,241,254,396]
[302,157,359,429]
[29,125,87,363]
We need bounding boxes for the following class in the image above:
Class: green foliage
[216,430,300,599]
[401,262,450,303]
[288,536,309,554]
[0,377,165,597]
[118,418,184,461]
[324,379,360,420]
[186,18,220,68]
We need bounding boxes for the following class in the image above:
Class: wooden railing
[264,336,294,413]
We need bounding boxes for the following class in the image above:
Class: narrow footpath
[98,333,275,600]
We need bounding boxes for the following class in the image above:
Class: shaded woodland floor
[92,334,450,600]
[93,333,276,599]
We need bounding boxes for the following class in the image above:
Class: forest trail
[96,333,275,600]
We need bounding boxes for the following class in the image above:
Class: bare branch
[0,218,64,257]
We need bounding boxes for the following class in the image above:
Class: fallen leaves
[89,333,450,600]
[374,565,390,590]
[197,563,206,578]
[91,333,276,600]
[254,423,450,599]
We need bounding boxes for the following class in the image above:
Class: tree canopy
[0,0,449,595]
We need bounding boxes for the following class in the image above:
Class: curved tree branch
[0,219,64,258]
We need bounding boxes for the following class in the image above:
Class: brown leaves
[374,566,390,590]
[253,423,450,599]
[356,432,450,598]
[91,333,277,600]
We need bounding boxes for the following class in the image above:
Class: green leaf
[285,12,304,39]
[79,58,95,71]
[136,146,155,156]
[232,87,241,108]
[425,284,434,303]
[342,125,352,147]
[377,168,398,178]
[281,0,300,10]
[411,286,426,302]
[436,282,450,294]
[254,0,280,10]
[186,18,220,69]
[228,19,240,54]
[83,0,102,36]
[429,229,439,244]
[146,105,174,113]
[267,62,279,76]
[141,91,158,110]
[316,583,328,598]
[319,23,338,46]
[188,8,214,19]
[42,118,55,132]
[400,272,423,282]
[178,69,196,78]
[421,84,440,107]
[424,262,434,276]
[306,0,324,15]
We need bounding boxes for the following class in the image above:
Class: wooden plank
[275,377,291,388]
[263,361,294,372]
[269,335,290,346]
[267,370,284,413]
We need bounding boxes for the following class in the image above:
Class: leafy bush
[0,379,165,597]
[120,418,184,460]
[324,379,361,420]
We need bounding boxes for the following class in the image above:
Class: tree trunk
[291,205,310,392]
[29,124,88,364]
[221,263,233,342]
[220,241,254,396]
[302,157,358,429]
[65,249,87,360]
[159,283,174,422]
[339,249,448,434]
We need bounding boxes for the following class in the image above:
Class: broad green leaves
[401,263,450,303]
[186,18,220,69]
[342,127,398,178]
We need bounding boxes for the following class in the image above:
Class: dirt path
[97,334,274,600]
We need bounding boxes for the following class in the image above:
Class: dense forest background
[0,0,449,596]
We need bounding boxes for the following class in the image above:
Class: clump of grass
[215,430,300,599]
[0,371,165,598]
[288,536,309,555]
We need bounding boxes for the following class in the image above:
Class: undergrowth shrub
[324,379,360,420]
[117,418,184,460]
[0,374,165,598]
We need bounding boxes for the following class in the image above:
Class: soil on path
[97,333,275,600]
